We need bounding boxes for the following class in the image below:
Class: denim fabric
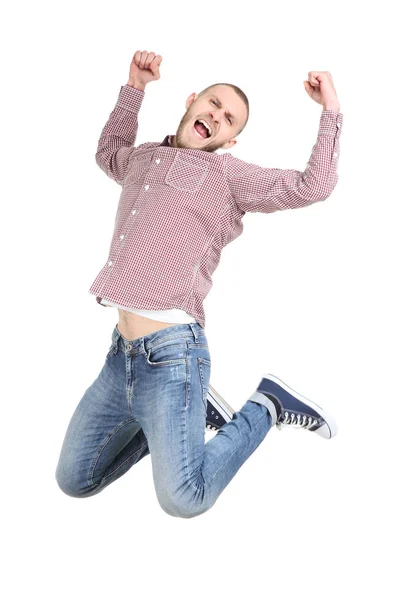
[55,322,272,518]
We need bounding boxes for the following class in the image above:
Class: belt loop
[113,325,118,342]
[189,323,199,343]
[112,324,120,353]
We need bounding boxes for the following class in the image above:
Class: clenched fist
[303,71,340,112]
[127,50,162,91]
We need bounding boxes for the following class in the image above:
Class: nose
[209,111,220,130]
[210,110,219,122]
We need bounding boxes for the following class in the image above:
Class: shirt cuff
[117,84,146,112]
[318,110,343,137]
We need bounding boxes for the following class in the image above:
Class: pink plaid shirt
[88,84,343,328]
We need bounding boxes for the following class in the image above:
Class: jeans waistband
[111,321,205,356]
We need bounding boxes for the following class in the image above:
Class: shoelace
[276,411,318,430]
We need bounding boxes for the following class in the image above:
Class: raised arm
[226,109,343,213]
[95,50,162,185]
[226,71,343,214]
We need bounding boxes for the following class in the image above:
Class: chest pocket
[165,152,209,192]
[123,154,151,188]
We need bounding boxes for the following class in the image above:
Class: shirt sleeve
[225,110,343,214]
[95,84,146,186]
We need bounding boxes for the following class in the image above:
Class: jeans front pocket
[197,357,211,411]
[145,338,188,367]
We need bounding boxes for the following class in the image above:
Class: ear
[186,93,198,110]
[221,138,237,150]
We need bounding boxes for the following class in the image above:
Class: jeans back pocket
[197,357,211,411]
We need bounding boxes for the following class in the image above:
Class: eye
[211,100,232,125]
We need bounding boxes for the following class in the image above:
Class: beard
[172,110,222,152]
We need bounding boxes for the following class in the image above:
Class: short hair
[196,83,249,136]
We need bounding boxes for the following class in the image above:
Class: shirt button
[337,122,341,128]
[120,234,125,240]
[108,261,113,266]
[155,158,160,164]
[132,209,136,215]
[144,184,150,190]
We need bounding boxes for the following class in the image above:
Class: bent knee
[55,469,100,499]
[158,493,212,519]
[55,477,87,498]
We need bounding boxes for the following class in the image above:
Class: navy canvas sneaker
[206,383,235,431]
[250,373,337,439]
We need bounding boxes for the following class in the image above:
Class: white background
[2,0,399,598]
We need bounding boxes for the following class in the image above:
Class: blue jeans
[55,322,272,518]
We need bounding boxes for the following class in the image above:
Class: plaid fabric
[89,84,343,328]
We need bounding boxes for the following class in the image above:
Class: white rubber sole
[207,383,235,420]
[262,373,338,438]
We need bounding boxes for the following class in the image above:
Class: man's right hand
[127,50,162,90]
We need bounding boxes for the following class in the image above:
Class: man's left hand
[303,71,340,111]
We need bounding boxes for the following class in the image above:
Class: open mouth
[193,119,212,140]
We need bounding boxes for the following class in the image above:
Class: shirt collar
[160,134,174,146]
[160,134,216,153]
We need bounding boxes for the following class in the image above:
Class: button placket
[141,157,161,192]
[107,153,162,280]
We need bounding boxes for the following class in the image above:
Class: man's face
[171,86,247,152]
